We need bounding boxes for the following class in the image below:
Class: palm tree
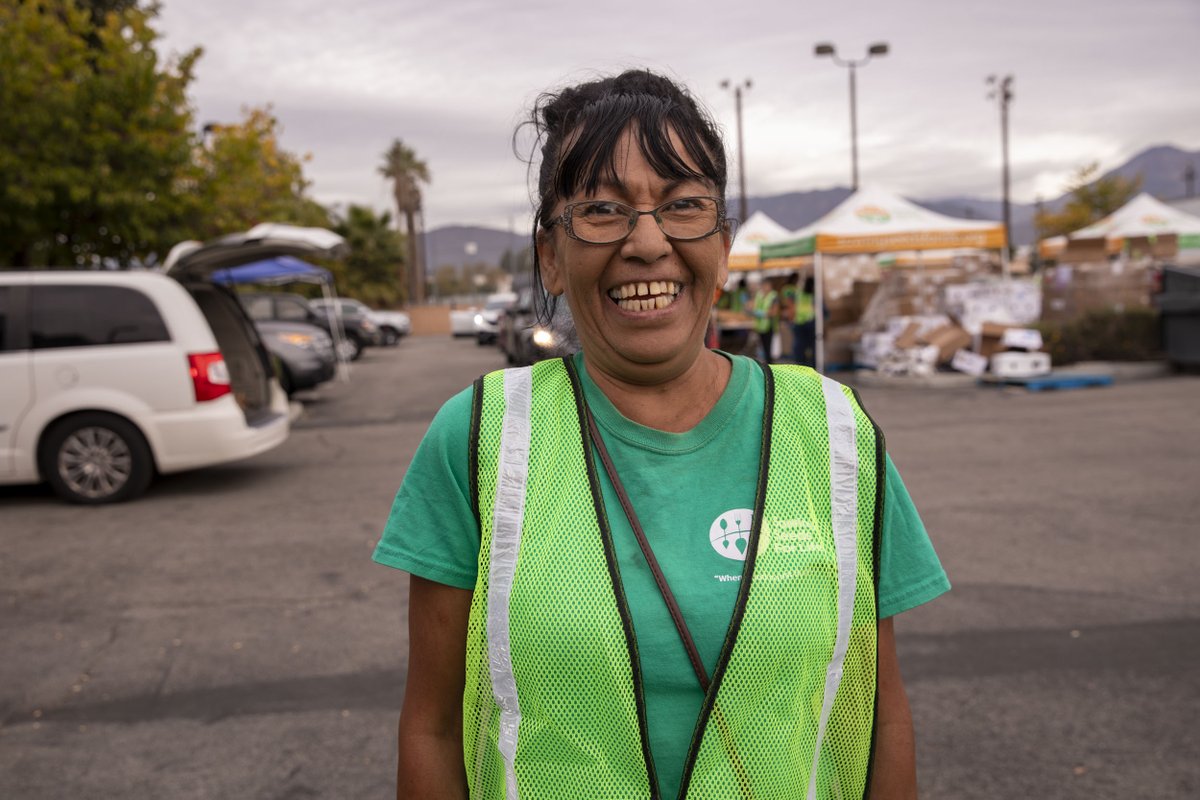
[379,140,431,304]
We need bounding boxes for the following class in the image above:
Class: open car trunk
[163,224,348,420]
[185,282,274,420]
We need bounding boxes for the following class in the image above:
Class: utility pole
[987,74,1014,273]
[720,79,752,221]
[1185,163,1196,198]
[815,42,889,191]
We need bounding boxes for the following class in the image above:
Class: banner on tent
[815,229,1005,254]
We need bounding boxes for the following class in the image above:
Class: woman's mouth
[607,280,681,312]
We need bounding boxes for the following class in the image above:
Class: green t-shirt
[374,353,949,799]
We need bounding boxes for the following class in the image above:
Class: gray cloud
[157,0,1200,229]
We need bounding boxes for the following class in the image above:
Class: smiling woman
[373,69,949,800]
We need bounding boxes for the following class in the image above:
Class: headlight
[474,314,485,326]
[274,332,317,348]
[532,328,555,348]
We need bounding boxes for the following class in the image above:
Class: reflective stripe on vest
[467,358,881,799]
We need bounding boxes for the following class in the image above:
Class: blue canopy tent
[212,255,351,377]
[211,255,332,286]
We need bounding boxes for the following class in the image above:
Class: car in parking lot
[310,297,408,346]
[368,307,411,344]
[0,225,343,503]
[473,291,517,345]
[501,289,579,366]
[241,292,379,360]
[256,319,337,395]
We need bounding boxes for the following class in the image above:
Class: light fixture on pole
[719,78,752,222]
[986,74,1014,275]
[814,42,888,191]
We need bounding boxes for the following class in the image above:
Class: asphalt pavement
[1,336,1197,799]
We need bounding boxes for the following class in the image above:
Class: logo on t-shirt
[709,509,755,560]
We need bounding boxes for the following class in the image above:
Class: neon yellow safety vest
[751,289,778,333]
[784,286,816,325]
[465,358,882,799]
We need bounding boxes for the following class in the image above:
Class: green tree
[0,0,200,266]
[189,106,330,240]
[378,140,430,303]
[1035,162,1142,239]
[330,204,406,306]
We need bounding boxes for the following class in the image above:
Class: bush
[1036,308,1162,365]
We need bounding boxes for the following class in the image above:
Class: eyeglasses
[547,196,725,245]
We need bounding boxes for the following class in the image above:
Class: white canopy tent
[727,210,793,272]
[759,186,1005,371]
[1039,193,1200,262]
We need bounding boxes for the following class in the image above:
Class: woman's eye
[663,198,704,213]
[578,202,623,218]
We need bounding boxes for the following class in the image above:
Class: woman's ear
[537,231,565,296]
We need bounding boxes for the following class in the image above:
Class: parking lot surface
[2,337,1197,798]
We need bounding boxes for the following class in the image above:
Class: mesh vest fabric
[466,358,880,799]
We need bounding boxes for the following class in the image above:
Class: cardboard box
[978,322,1043,357]
[823,324,862,366]
[918,323,972,364]
[893,322,922,349]
[1001,328,1044,351]
[991,351,1051,378]
[951,349,988,376]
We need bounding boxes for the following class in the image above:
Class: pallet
[981,372,1114,392]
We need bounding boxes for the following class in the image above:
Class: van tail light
[188,352,232,402]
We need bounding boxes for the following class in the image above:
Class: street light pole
[987,74,1014,276]
[720,78,752,221]
[815,42,888,191]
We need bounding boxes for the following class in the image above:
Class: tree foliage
[379,139,430,301]
[330,204,406,307]
[189,107,330,241]
[0,0,200,266]
[0,2,331,268]
[1035,163,1142,240]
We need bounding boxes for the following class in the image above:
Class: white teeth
[637,282,649,297]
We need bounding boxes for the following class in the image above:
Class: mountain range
[423,144,1200,271]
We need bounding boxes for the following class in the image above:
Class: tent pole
[322,281,351,381]
[814,251,825,374]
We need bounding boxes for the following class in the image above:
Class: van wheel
[39,414,154,504]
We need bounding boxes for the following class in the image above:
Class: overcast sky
[155,0,1200,232]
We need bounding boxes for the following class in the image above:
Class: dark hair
[519,70,728,321]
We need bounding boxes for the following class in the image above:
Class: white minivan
[0,225,345,503]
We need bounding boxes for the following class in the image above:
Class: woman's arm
[396,575,473,800]
[869,616,918,799]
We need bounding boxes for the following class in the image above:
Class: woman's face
[538,126,730,386]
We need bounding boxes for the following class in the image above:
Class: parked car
[503,289,579,366]
[311,297,408,346]
[369,308,411,345]
[240,292,379,360]
[449,306,478,337]
[256,319,336,395]
[474,291,518,345]
[0,225,342,503]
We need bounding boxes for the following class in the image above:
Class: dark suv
[240,292,380,360]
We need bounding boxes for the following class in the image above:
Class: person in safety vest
[374,69,949,800]
[781,272,817,367]
[748,276,780,363]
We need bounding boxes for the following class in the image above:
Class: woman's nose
[619,213,671,263]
